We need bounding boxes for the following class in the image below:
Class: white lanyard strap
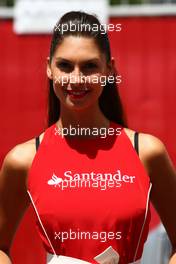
[27,190,57,256]
[133,183,152,262]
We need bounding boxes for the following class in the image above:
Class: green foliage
[110,0,121,4]
[110,0,142,4]
[0,0,14,6]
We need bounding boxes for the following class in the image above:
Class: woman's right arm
[0,250,11,264]
[0,145,31,263]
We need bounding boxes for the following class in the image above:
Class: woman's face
[47,36,112,111]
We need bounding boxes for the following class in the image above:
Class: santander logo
[47,173,63,187]
[47,170,136,191]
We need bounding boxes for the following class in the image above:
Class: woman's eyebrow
[55,57,71,63]
[83,58,100,64]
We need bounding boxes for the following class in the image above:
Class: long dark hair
[47,11,127,128]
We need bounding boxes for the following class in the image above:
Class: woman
[0,11,176,264]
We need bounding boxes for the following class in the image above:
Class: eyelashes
[56,62,72,71]
[56,61,99,72]
[84,63,98,68]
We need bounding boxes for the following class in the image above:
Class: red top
[27,121,151,264]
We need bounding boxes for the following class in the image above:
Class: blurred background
[0,0,176,263]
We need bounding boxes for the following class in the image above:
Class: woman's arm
[0,146,31,263]
[140,134,176,263]
[0,250,12,264]
[169,253,176,264]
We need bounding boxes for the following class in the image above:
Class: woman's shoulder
[1,127,166,180]
[1,131,46,179]
[123,126,166,162]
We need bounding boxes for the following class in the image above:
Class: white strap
[133,183,152,261]
[27,190,57,257]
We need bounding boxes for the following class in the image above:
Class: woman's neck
[57,104,110,130]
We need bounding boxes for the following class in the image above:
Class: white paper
[94,246,120,264]
[47,246,120,264]
[47,254,91,264]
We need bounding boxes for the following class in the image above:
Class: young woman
[0,11,176,264]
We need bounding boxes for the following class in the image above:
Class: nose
[69,66,85,86]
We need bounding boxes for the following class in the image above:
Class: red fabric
[28,121,151,263]
[0,17,176,263]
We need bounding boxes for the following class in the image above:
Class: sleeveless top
[27,121,152,264]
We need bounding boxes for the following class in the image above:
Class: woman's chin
[64,96,91,110]
[63,98,94,112]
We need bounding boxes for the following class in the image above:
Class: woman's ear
[111,57,118,76]
[106,57,116,76]
[46,57,53,80]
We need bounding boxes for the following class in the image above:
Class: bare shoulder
[0,131,45,252]
[0,132,45,187]
[123,127,166,162]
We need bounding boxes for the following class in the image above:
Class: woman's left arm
[170,254,176,264]
[141,134,176,263]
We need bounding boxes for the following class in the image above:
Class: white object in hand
[94,246,120,264]
[47,254,91,264]
[47,246,120,264]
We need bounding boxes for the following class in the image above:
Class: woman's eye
[84,63,98,69]
[56,62,72,70]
